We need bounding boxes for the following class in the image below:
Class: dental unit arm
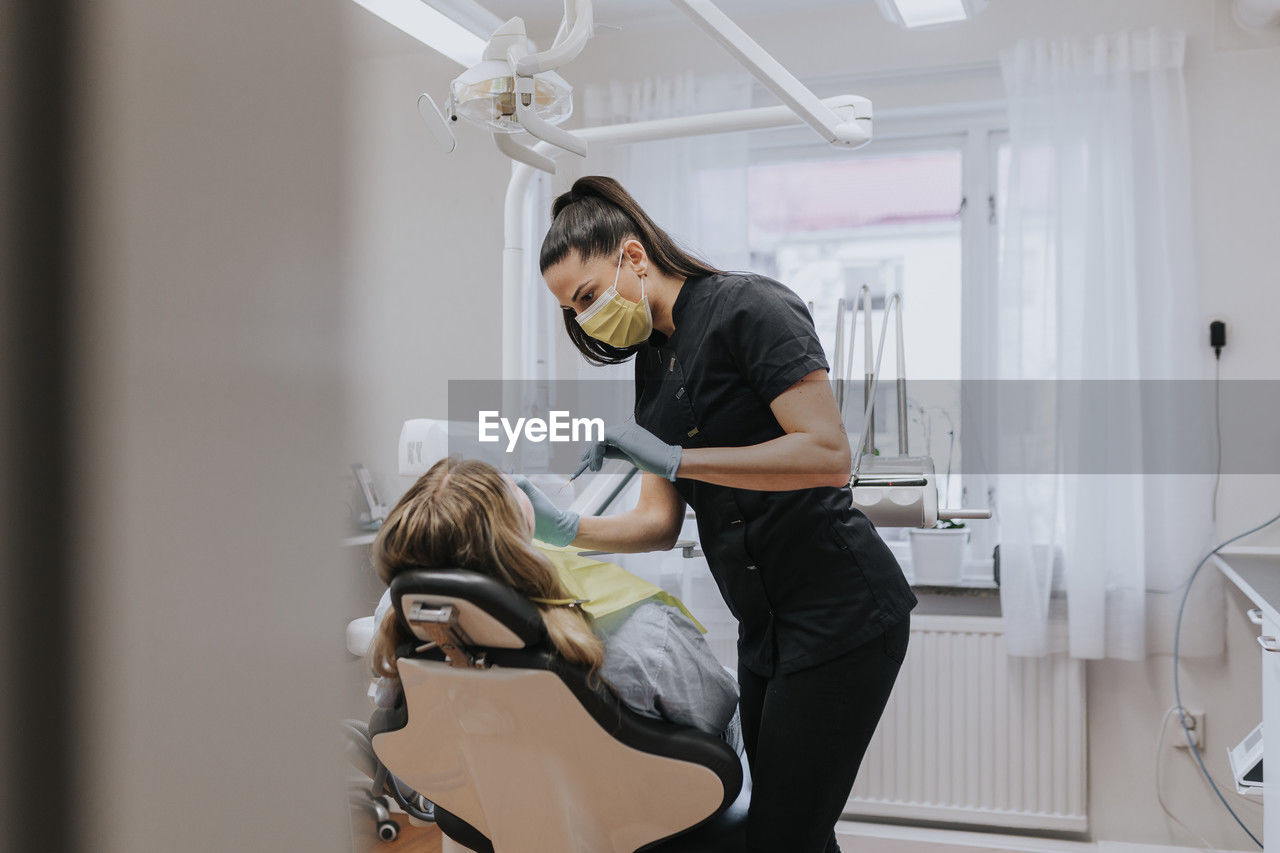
[836,291,991,528]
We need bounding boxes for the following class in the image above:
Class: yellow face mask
[574,248,652,348]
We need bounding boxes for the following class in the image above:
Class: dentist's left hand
[574,422,683,482]
[511,474,580,547]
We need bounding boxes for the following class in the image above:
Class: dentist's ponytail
[540,175,723,365]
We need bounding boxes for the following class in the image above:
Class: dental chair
[367,568,750,853]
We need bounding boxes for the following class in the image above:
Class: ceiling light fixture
[349,0,491,66]
[875,0,988,28]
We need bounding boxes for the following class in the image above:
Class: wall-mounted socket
[1172,709,1206,750]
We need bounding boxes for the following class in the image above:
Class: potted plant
[907,518,968,585]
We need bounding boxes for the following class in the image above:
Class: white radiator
[844,614,1088,833]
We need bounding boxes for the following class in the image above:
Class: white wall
[77,1,350,851]
[343,4,509,497]
[344,0,1280,847]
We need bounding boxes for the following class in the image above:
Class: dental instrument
[565,412,637,485]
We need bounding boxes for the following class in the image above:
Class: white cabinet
[1218,550,1280,851]
[1263,613,1280,848]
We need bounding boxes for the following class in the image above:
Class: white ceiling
[482,0,868,46]
[342,0,875,64]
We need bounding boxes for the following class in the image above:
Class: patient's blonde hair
[369,456,605,681]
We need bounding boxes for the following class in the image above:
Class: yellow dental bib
[534,542,707,633]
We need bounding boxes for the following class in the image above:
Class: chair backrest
[369,569,741,853]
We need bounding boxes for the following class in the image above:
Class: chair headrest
[390,569,547,650]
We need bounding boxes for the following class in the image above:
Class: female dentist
[515,175,916,853]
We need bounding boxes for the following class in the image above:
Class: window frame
[742,100,1008,378]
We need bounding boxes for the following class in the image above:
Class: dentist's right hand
[511,474,580,548]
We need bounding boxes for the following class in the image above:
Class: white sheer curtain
[996,28,1212,659]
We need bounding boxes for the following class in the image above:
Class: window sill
[910,581,999,597]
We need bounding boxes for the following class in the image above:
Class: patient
[369,456,741,749]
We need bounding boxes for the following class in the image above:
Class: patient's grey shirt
[593,600,741,749]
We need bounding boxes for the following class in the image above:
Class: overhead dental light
[411,3,593,173]
[875,0,988,28]
[447,18,575,134]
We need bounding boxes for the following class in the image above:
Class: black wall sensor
[1210,320,1226,359]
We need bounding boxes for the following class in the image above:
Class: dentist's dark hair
[540,175,723,365]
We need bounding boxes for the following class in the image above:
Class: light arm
[668,0,870,147]
[513,0,594,75]
[513,76,587,157]
[495,130,557,174]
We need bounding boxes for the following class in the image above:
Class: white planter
[907,527,969,585]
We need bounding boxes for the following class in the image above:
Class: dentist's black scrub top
[634,271,917,678]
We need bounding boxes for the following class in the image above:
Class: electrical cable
[1154,705,1219,852]
[934,405,956,505]
[1211,357,1222,523]
[388,773,436,823]
[1172,509,1280,849]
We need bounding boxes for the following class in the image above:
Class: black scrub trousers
[633,271,917,853]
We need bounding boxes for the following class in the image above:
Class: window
[747,148,963,374]
[736,109,1008,578]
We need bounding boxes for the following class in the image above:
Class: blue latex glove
[574,422,683,482]
[511,474,580,547]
